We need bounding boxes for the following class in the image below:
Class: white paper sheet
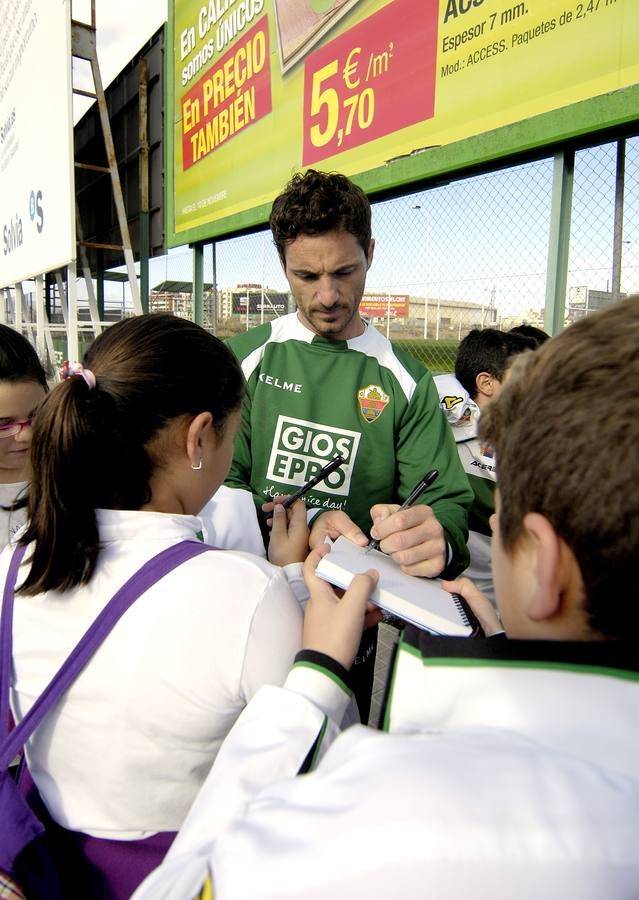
[316,536,473,637]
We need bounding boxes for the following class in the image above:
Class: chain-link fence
[3,134,638,375]
[134,134,638,374]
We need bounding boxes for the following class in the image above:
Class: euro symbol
[342,48,361,90]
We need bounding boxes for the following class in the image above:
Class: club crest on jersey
[357,384,390,423]
[442,394,464,411]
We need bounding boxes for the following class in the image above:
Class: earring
[191,458,202,471]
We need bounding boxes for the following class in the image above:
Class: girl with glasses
[0,324,48,552]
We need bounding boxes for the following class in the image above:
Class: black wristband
[294,649,355,693]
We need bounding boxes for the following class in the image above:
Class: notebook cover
[316,536,472,637]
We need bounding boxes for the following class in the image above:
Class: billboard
[360,293,409,317]
[0,0,75,286]
[232,288,289,314]
[167,0,639,246]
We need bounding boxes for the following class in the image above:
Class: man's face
[282,229,374,341]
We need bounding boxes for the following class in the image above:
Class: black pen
[280,453,346,510]
[366,468,439,552]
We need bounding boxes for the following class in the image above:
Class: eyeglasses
[0,417,35,439]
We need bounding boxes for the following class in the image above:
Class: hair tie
[60,360,96,390]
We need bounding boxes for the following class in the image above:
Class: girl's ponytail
[18,314,244,595]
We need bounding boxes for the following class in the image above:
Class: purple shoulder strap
[1,540,212,768]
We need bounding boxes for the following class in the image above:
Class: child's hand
[442,577,504,637]
[267,500,309,566]
[302,545,379,669]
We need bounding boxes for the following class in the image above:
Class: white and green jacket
[434,373,496,537]
[435,373,497,601]
[135,634,639,900]
[225,314,472,575]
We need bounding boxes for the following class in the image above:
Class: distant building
[150,281,218,329]
[567,286,627,321]
[501,310,546,331]
[406,296,498,339]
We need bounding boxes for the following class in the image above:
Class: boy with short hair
[135,297,639,900]
[509,322,550,346]
[435,328,536,602]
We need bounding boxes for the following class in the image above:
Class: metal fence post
[192,243,204,325]
[611,139,626,303]
[544,150,575,335]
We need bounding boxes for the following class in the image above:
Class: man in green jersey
[225,170,473,718]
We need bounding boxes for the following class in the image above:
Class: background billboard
[0,0,75,286]
[167,0,639,247]
[232,285,289,314]
[360,293,409,317]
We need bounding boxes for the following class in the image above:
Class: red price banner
[181,16,272,171]
[302,0,438,167]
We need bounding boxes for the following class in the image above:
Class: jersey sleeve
[223,339,272,534]
[396,369,473,576]
[198,486,266,556]
[224,382,257,495]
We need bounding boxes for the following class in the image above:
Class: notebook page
[316,536,472,637]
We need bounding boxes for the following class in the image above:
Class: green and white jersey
[435,373,497,603]
[434,373,496,537]
[226,314,472,574]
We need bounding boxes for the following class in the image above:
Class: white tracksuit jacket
[135,631,639,900]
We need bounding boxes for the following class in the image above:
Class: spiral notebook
[316,536,476,637]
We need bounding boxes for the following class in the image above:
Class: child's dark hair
[508,324,550,347]
[19,314,245,596]
[455,328,537,399]
[0,324,48,388]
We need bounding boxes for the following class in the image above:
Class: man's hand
[369,503,447,578]
[308,510,369,550]
[442,576,503,637]
[302,545,379,669]
[267,500,309,567]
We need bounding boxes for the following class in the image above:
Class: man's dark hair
[269,169,372,262]
[509,324,550,347]
[455,328,536,399]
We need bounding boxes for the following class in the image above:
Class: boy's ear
[185,412,213,469]
[521,513,563,621]
[475,371,498,400]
